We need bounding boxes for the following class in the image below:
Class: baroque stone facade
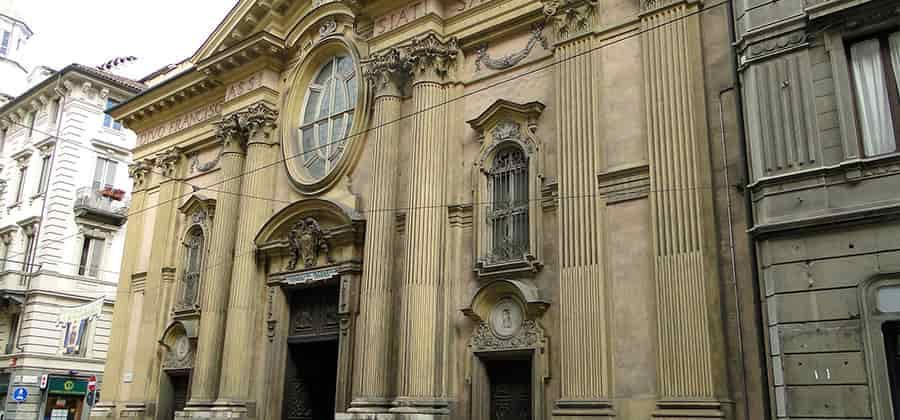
[94,0,761,419]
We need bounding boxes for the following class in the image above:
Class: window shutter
[88,238,105,277]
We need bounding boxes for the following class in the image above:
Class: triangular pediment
[191,0,297,63]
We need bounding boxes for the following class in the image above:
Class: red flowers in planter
[99,188,126,201]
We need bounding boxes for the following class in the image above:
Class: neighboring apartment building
[94,0,765,420]
[736,0,900,418]
[0,63,142,420]
[0,1,33,103]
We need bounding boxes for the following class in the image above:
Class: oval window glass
[298,55,357,182]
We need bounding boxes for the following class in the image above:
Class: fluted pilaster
[189,114,247,405]
[392,33,457,416]
[546,1,613,417]
[349,50,405,413]
[218,103,279,406]
[90,161,153,419]
[641,1,724,418]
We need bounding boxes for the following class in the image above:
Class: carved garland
[471,319,544,352]
[475,24,549,72]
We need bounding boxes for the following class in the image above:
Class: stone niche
[462,278,550,419]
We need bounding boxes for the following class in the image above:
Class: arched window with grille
[180,227,204,309]
[469,101,546,277]
[487,147,529,262]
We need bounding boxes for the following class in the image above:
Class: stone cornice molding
[543,0,598,41]
[10,149,32,166]
[405,33,460,83]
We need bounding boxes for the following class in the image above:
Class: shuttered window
[77,237,104,277]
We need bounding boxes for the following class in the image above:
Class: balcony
[73,186,129,226]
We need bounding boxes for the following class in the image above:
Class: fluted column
[349,50,405,413]
[544,1,614,418]
[90,160,153,419]
[641,1,725,418]
[391,33,457,416]
[217,104,279,407]
[188,114,247,406]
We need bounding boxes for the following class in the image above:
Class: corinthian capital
[128,158,156,189]
[241,103,279,144]
[405,33,459,82]
[155,147,184,178]
[363,48,409,97]
[542,0,597,41]
[214,113,246,152]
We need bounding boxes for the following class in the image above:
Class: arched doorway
[254,199,364,420]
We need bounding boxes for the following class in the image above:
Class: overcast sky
[13,0,238,80]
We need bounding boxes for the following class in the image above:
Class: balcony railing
[73,186,129,226]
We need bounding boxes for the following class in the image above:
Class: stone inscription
[451,0,495,14]
[225,73,265,102]
[373,1,426,36]
[137,101,223,146]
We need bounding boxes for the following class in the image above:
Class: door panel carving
[289,286,339,339]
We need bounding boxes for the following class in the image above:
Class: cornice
[191,0,294,63]
[195,31,287,78]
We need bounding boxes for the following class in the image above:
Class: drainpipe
[723,1,772,419]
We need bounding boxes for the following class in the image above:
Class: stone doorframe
[254,198,365,419]
[463,279,551,419]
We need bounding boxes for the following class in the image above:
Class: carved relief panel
[289,287,340,339]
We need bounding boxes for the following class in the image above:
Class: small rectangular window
[103,99,121,130]
[0,128,6,155]
[49,98,61,126]
[848,30,900,156]
[26,110,36,138]
[37,155,51,195]
[5,313,18,354]
[0,31,9,56]
[22,234,34,274]
[14,166,27,203]
[92,157,117,190]
[78,236,105,277]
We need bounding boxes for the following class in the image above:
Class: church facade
[93,0,764,419]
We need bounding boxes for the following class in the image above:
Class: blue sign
[12,387,27,402]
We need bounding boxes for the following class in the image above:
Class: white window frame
[92,157,117,191]
[77,236,105,278]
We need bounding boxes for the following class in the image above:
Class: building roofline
[0,12,33,37]
[0,64,145,117]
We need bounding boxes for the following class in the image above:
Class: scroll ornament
[475,24,548,72]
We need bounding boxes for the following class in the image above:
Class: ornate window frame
[174,195,215,318]
[462,279,550,419]
[468,100,546,277]
[281,17,371,195]
[822,6,900,163]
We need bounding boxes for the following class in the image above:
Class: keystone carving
[286,217,333,270]
[471,319,544,352]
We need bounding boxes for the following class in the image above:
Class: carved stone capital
[240,103,279,145]
[128,158,156,189]
[543,0,597,41]
[405,33,459,83]
[155,147,184,178]
[364,48,409,98]
[214,113,246,153]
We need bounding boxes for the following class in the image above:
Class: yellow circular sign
[63,381,74,391]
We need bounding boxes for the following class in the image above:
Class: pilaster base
[651,400,725,419]
[177,400,254,420]
[552,399,616,418]
[119,402,154,420]
[348,397,394,413]
[90,403,116,419]
[387,397,449,417]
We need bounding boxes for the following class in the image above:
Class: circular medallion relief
[174,335,191,360]
[490,298,524,338]
[296,54,358,184]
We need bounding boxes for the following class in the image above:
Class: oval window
[297,55,357,183]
